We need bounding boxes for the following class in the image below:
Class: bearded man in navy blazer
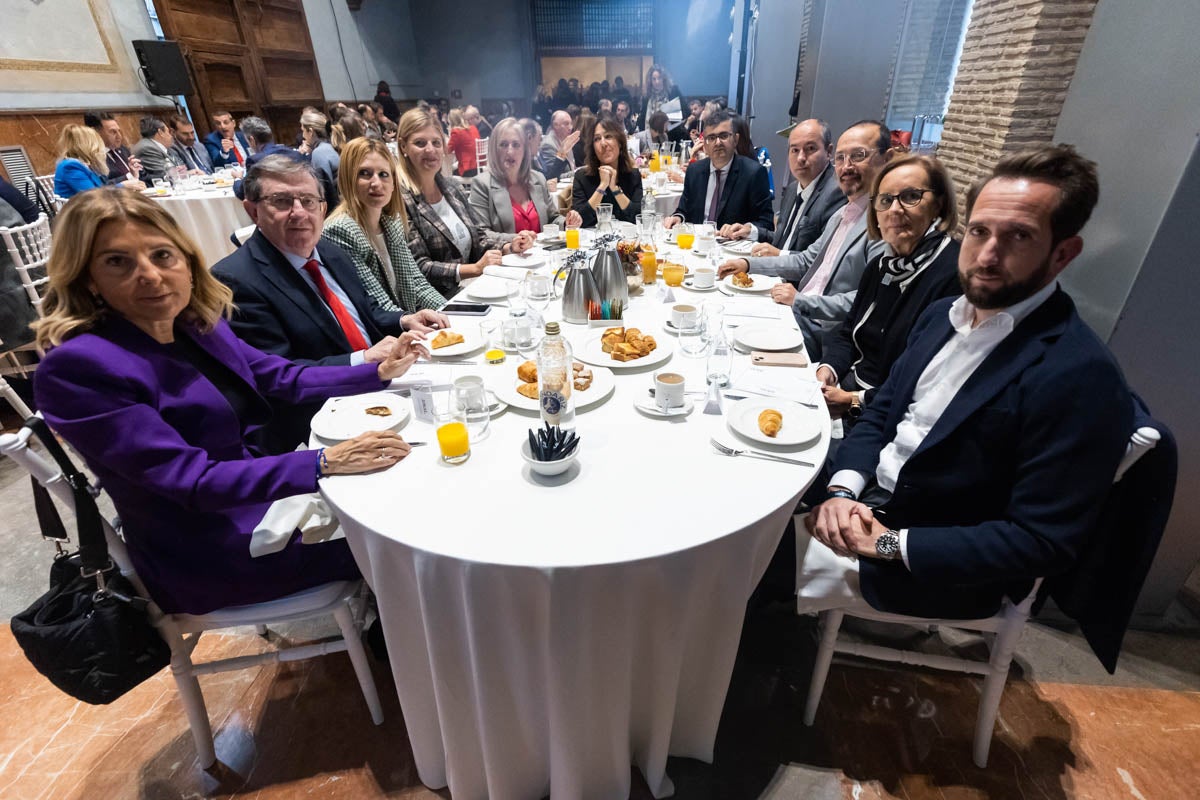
[212,155,447,452]
[663,108,774,238]
[797,144,1134,621]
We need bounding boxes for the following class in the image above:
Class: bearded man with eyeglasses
[718,120,892,359]
[213,155,448,452]
[663,108,774,237]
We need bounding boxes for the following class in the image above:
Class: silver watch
[875,530,901,560]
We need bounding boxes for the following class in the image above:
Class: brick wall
[937,0,1099,219]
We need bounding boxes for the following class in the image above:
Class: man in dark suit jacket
[663,109,773,236]
[204,109,251,168]
[212,155,447,450]
[96,113,143,183]
[798,145,1134,622]
[233,115,306,199]
[169,114,213,173]
[743,119,846,257]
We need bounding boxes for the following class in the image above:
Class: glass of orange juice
[662,262,686,286]
[436,410,470,464]
[565,222,580,250]
[648,150,661,173]
[676,223,695,251]
[640,249,658,283]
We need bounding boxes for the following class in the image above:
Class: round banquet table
[318,243,830,800]
[150,187,252,266]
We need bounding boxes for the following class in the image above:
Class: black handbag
[10,417,171,705]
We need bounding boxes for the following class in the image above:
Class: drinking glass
[677,320,706,357]
[596,203,614,234]
[695,223,716,254]
[662,262,686,287]
[706,333,732,386]
[676,223,695,251]
[480,318,502,351]
[152,179,170,196]
[524,273,553,313]
[454,376,491,441]
[543,222,560,240]
[701,301,725,345]
[565,222,581,250]
[435,409,471,464]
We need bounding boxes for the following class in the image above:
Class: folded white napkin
[721,297,785,319]
[250,493,343,557]
[482,265,532,281]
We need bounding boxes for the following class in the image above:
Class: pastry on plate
[610,343,642,362]
[601,327,626,353]
[517,360,538,383]
[516,382,540,400]
[758,408,783,437]
[430,329,465,349]
[573,373,593,391]
[364,406,392,417]
[731,271,754,288]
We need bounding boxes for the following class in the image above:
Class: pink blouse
[512,199,541,234]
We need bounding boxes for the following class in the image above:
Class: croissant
[517,361,538,383]
[431,330,465,349]
[758,408,783,437]
[517,382,540,400]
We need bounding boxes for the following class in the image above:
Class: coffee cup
[654,372,686,412]
[692,267,716,289]
[671,303,699,330]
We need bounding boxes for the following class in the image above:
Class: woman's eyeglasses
[872,188,935,211]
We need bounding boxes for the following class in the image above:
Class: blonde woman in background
[54,125,145,198]
[299,109,341,208]
[322,137,446,313]
[330,112,366,153]
[469,117,580,236]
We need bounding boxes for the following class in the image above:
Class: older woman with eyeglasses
[468,117,582,236]
[817,154,962,424]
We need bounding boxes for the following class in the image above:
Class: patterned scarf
[878,223,949,289]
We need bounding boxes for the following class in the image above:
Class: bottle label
[541,390,566,421]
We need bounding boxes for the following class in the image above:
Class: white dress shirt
[830,279,1060,566]
[284,246,373,365]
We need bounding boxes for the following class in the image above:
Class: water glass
[678,320,706,357]
[524,273,553,312]
[701,301,725,345]
[453,376,491,441]
[706,334,732,386]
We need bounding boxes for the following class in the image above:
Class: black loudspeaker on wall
[131,40,192,96]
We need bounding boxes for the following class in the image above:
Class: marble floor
[1,606,1198,800]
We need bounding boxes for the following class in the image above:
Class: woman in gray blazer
[469,117,582,236]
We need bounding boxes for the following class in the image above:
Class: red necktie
[301,259,370,351]
[707,167,724,223]
[232,140,245,165]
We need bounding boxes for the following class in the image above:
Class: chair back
[0,213,52,314]
[475,137,489,172]
[1043,409,1177,673]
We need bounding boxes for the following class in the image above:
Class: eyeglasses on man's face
[704,131,734,144]
[261,193,323,211]
[872,188,935,211]
[833,148,879,166]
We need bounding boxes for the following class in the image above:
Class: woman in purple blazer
[33,189,424,615]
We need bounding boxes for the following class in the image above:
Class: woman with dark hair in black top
[571,115,643,227]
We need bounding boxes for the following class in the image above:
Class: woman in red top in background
[468,117,581,236]
[447,108,480,178]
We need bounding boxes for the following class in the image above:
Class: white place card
[732,366,821,404]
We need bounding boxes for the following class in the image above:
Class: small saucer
[633,396,694,418]
[682,279,718,292]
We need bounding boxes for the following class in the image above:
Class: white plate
[310,392,411,441]
[722,273,776,293]
[537,231,565,244]
[501,252,545,269]
[734,324,804,352]
[492,364,616,413]
[681,278,718,292]
[726,398,821,447]
[633,396,694,418]
[465,276,514,301]
[575,330,673,370]
[425,327,485,357]
[722,240,755,255]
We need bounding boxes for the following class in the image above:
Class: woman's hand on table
[564,209,582,227]
[716,258,749,278]
[463,250,503,278]
[375,332,428,380]
[770,283,797,306]
[322,430,412,474]
[510,231,536,253]
[400,309,450,334]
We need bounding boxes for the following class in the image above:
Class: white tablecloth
[319,250,829,799]
[151,188,252,266]
[651,187,683,217]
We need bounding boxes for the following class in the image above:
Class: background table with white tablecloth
[151,188,252,266]
[318,254,830,800]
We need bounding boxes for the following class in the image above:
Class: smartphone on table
[442,302,492,316]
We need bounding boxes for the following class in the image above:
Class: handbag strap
[23,417,110,576]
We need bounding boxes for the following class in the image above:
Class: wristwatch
[846,392,863,420]
[611,186,624,196]
[875,530,901,560]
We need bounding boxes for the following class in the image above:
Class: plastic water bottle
[537,321,576,430]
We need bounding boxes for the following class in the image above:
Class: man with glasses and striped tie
[718,120,891,359]
[212,155,447,452]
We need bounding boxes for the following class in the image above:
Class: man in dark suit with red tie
[95,112,144,183]
[204,110,252,168]
[212,155,447,451]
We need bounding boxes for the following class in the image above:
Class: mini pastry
[610,343,642,362]
[758,408,783,437]
[517,382,540,400]
[364,406,392,417]
[601,327,625,353]
[572,360,585,374]
[731,271,754,288]
[573,373,593,391]
[430,329,465,349]
[517,361,538,383]
[634,335,657,356]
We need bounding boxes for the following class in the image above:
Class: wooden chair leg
[804,609,844,726]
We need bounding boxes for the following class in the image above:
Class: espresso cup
[692,267,716,289]
[671,303,699,330]
[654,372,686,412]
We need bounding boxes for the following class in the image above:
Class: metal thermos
[561,251,599,324]
[591,236,628,319]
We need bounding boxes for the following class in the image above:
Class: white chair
[0,423,384,769]
[475,136,489,172]
[230,223,256,247]
[801,426,1162,767]
[1,212,52,315]
[34,175,62,210]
